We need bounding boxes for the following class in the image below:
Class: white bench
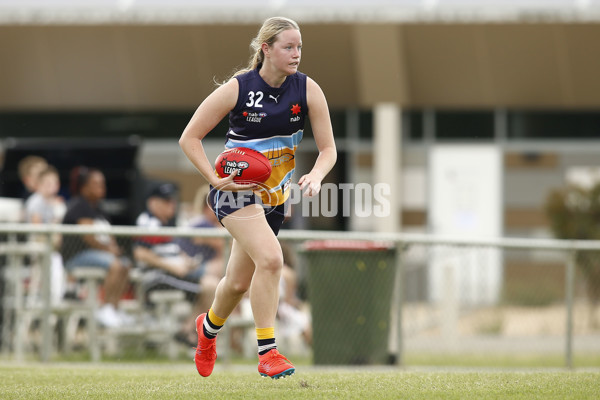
[68,267,107,362]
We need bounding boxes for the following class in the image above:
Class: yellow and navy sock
[203,309,226,339]
[256,327,277,355]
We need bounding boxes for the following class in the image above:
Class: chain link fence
[1,223,599,367]
[399,243,599,367]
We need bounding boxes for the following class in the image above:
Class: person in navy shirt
[133,183,222,347]
[179,16,336,379]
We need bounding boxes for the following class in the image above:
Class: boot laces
[196,340,216,361]
[265,351,290,367]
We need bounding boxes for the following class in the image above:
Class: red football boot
[194,313,217,377]
[258,349,295,379]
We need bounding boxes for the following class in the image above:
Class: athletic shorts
[208,187,287,236]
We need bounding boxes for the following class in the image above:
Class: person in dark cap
[132,182,221,346]
[140,182,179,227]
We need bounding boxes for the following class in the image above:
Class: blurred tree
[545,183,600,327]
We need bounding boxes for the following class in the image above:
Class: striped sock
[256,327,277,355]
[203,309,226,339]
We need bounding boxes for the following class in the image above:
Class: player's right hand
[213,169,258,192]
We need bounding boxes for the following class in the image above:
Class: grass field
[1,363,599,400]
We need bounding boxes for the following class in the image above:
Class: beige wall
[1,22,600,110]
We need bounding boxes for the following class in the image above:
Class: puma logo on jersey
[269,95,280,103]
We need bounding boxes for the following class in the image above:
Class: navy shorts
[208,187,287,236]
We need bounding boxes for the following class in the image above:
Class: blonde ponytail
[220,16,300,84]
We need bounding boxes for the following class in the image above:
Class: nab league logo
[243,110,267,123]
[290,103,301,123]
[220,157,249,177]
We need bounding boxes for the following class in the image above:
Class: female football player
[179,16,336,379]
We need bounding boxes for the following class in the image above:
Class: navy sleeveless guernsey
[223,67,308,206]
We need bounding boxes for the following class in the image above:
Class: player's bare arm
[179,79,256,192]
[299,77,337,197]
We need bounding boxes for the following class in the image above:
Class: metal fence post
[219,237,233,365]
[9,233,24,362]
[565,249,576,369]
[40,232,53,362]
[391,241,404,366]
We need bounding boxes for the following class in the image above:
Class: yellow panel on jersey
[225,130,303,207]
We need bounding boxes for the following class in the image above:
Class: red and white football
[214,147,272,184]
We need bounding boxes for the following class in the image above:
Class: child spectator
[17,155,48,201]
[25,165,65,224]
[24,165,66,304]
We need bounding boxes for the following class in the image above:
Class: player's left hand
[298,173,322,197]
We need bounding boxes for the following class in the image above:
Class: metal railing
[1,222,599,368]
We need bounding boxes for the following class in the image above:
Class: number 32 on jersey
[245,91,264,108]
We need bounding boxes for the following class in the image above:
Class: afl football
[214,147,272,184]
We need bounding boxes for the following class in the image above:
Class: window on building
[0,111,194,139]
[435,110,495,140]
[508,111,600,139]
[358,109,373,139]
[404,109,423,140]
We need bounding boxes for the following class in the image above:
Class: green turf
[404,352,600,368]
[1,364,599,400]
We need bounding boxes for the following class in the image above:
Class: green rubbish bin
[304,240,396,365]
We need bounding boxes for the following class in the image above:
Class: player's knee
[225,276,251,296]
[257,252,283,275]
